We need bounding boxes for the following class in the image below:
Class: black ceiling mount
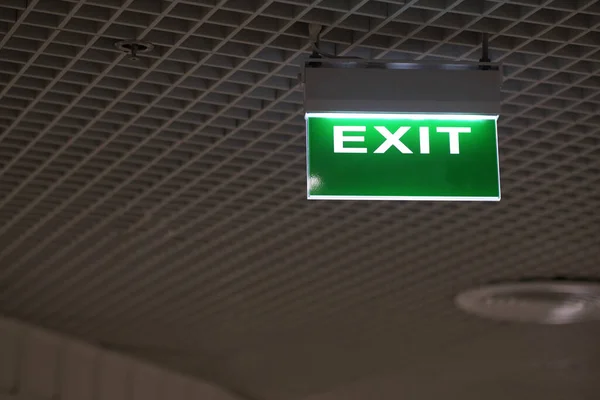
[114,39,154,61]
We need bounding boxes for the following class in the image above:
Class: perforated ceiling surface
[1,0,600,399]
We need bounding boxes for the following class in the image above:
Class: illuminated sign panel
[306,113,500,201]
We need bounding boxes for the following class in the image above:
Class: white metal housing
[304,60,502,114]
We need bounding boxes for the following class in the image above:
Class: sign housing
[303,60,502,201]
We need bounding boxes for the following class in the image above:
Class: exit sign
[306,113,500,201]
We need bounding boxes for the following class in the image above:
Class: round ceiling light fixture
[114,39,154,61]
[455,280,600,324]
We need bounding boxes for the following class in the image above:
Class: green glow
[306,113,500,201]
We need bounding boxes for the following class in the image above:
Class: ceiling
[1,0,600,399]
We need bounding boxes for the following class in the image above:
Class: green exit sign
[306,113,500,201]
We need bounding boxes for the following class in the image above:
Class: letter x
[373,126,412,154]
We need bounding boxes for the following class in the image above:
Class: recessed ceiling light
[455,280,600,324]
[114,39,154,61]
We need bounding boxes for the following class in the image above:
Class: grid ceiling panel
[1,1,600,400]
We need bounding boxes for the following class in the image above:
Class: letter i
[419,127,430,154]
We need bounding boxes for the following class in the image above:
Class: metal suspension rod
[480,32,490,63]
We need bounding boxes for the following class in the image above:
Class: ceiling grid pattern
[1,1,600,399]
